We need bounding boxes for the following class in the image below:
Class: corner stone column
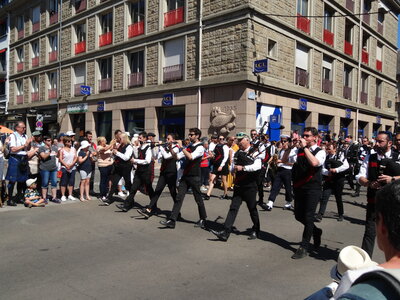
[145,107,158,137]
[330,115,340,137]
[281,106,292,136]
[85,112,96,138]
[59,110,72,133]
[306,111,319,129]
[112,110,124,133]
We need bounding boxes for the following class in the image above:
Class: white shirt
[356,150,394,183]
[115,144,133,161]
[135,143,152,165]
[209,142,216,153]
[233,146,262,172]
[277,148,297,170]
[322,151,349,176]
[158,145,180,160]
[219,144,230,168]
[10,132,27,155]
[177,142,205,160]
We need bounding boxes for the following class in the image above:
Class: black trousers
[268,168,293,203]
[148,171,177,209]
[90,163,96,192]
[361,202,376,257]
[169,175,207,222]
[318,177,345,216]
[107,164,132,203]
[224,185,260,233]
[257,168,267,202]
[124,170,155,208]
[294,188,321,250]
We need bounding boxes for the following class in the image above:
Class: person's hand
[131,158,135,164]
[369,180,381,189]
[112,149,118,155]
[378,175,392,185]
[218,166,222,172]
[329,168,337,174]
[299,138,307,148]
[234,165,243,172]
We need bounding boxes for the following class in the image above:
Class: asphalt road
[0,179,385,300]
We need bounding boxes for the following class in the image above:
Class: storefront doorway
[71,113,86,139]
[157,105,185,140]
[95,111,112,142]
[291,109,310,136]
[123,109,145,135]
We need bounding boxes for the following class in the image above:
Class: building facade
[3,0,400,140]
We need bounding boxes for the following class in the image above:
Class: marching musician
[210,132,262,241]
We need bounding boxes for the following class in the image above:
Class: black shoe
[137,208,153,218]
[7,200,17,207]
[314,213,323,222]
[338,215,344,222]
[351,192,359,197]
[248,231,259,240]
[116,203,131,212]
[103,200,111,206]
[219,194,230,200]
[194,219,206,229]
[210,229,229,241]
[291,247,308,259]
[160,219,176,228]
[313,228,323,250]
[258,202,268,210]
[203,195,210,200]
[177,213,184,221]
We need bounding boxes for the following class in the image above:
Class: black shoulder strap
[353,270,400,297]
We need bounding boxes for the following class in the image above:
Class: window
[17,47,23,62]
[163,38,184,82]
[376,79,382,108]
[48,71,57,99]
[362,32,369,64]
[31,76,39,92]
[363,0,371,24]
[130,1,145,24]
[100,12,113,34]
[76,23,86,42]
[343,64,352,100]
[0,80,5,95]
[32,6,40,28]
[322,56,333,94]
[16,79,23,95]
[268,39,277,58]
[32,40,39,57]
[344,19,353,55]
[164,0,184,27]
[99,57,112,92]
[16,15,24,31]
[295,44,309,87]
[49,0,58,13]
[324,6,334,32]
[75,0,87,13]
[0,49,6,73]
[73,64,86,96]
[297,0,308,16]
[360,73,368,104]
[0,19,6,36]
[376,43,383,71]
[49,34,57,52]
[128,51,144,87]
[167,0,184,11]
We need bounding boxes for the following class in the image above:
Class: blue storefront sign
[97,101,105,112]
[299,98,308,111]
[162,93,174,106]
[377,115,381,124]
[253,59,268,73]
[81,85,91,96]
[345,109,352,119]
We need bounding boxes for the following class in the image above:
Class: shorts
[79,170,92,180]
[60,169,76,187]
[211,164,229,176]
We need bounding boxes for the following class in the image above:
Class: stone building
[3,0,400,140]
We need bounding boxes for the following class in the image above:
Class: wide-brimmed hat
[330,245,378,280]
[79,140,90,149]
[26,178,37,187]
[65,131,76,137]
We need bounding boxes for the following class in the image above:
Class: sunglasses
[219,138,224,140]
[281,140,288,143]
[188,133,195,137]
[303,134,312,138]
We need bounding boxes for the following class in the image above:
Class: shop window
[128,50,144,88]
[124,109,145,134]
[128,0,145,38]
[163,38,184,83]
[96,111,112,142]
[157,105,185,140]
[295,44,309,88]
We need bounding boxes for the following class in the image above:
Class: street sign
[81,85,91,96]
[35,120,43,131]
[97,101,105,112]
[253,59,268,73]
[162,93,174,106]
[36,114,43,122]
[377,115,381,124]
[299,98,308,111]
[345,109,351,119]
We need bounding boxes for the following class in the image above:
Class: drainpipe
[57,0,62,130]
[355,2,363,139]
[197,0,203,130]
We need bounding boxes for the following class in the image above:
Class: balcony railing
[128,21,144,38]
[32,22,40,33]
[48,88,57,99]
[128,72,143,88]
[343,86,352,100]
[163,64,183,83]
[17,62,24,72]
[362,49,369,65]
[99,31,112,47]
[74,83,84,96]
[164,7,184,27]
[16,95,23,104]
[375,96,381,109]
[49,50,57,62]
[75,41,86,54]
[323,29,334,46]
[376,60,382,72]
[295,68,309,88]
[344,41,353,56]
[377,22,383,34]
[31,57,39,67]
[49,12,58,25]
[363,13,370,25]
[346,0,354,12]
[31,92,39,102]
[360,92,368,104]
[75,0,87,13]
[99,78,112,92]
[296,14,310,34]
[18,29,24,39]
[322,79,333,95]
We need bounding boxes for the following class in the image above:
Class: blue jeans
[40,169,58,189]
[98,166,113,197]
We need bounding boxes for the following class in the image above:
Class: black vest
[367,151,400,203]
[324,153,345,181]
[292,147,323,189]
[115,144,131,166]
[136,145,151,173]
[233,150,259,187]
[160,146,178,174]
[183,143,202,177]
[213,144,225,166]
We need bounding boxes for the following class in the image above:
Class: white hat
[125,132,131,137]
[79,140,90,149]
[65,131,76,136]
[330,246,378,280]
[280,134,290,139]
[26,177,37,187]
